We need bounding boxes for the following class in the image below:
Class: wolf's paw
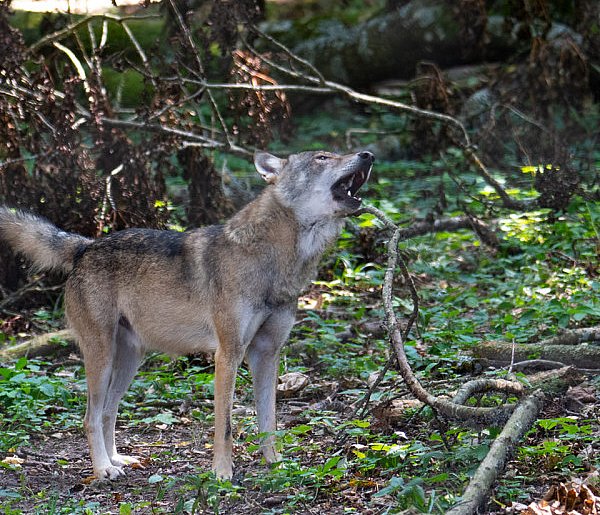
[263,446,282,465]
[212,459,233,480]
[265,452,282,465]
[95,464,126,481]
[110,454,141,468]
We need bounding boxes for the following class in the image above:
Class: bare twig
[250,24,328,85]
[89,116,252,158]
[53,41,90,93]
[120,21,157,88]
[446,391,544,515]
[368,207,524,427]
[0,151,54,170]
[167,0,234,148]
[462,145,528,210]
[28,13,161,55]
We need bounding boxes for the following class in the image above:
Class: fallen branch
[452,378,525,406]
[526,366,585,396]
[0,329,75,361]
[363,205,525,428]
[472,340,600,370]
[358,205,547,514]
[357,206,501,247]
[397,215,499,246]
[445,391,544,515]
[536,326,600,346]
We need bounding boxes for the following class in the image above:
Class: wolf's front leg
[246,309,296,465]
[212,346,240,480]
[247,346,281,464]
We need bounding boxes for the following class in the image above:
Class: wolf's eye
[315,154,329,161]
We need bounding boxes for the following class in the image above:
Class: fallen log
[445,391,545,515]
[293,0,579,88]
[472,340,600,370]
[0,329,75,360]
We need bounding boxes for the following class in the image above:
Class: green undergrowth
[1,104,599,513]
[1,179,599,513]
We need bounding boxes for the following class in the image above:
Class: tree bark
[446,391,544,515]
[294,0,577,88]
[0,329,75,360]
[472,341,600,369]
[294,0,509,87]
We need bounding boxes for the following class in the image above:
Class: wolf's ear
[254,152,285,184]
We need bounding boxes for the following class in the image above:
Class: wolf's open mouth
[331,166,371,203]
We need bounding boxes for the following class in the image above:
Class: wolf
[0,149,373,480]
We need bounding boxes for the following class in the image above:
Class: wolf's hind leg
[103,323,144,468]
[79,327,125,480]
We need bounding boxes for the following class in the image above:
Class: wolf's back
[0,207,92,274]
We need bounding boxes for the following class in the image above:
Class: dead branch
[358,206,500,248]
[526,366,585,396]
[363,205,524,428]
[242,29,548,212]
[0,277,63,312]
[27,13,161,55]
[507,359,572,372]
[0,329,75,360]
[472,340,600,370]
[445,391,544,515]
[453,378,525,406]
[538,326,600,346]
[88,116,252,158]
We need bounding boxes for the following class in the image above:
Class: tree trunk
[0,329,75,360]
[472,341,600,369]
[294,0,498,87]
[294,0,575,88]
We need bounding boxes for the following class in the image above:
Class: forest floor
[1,272,599,514]
[1,357,598,515]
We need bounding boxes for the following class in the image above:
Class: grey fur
[0,149,373,480]
[0,207,91,273]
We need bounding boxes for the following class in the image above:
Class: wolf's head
[254,150,373,221]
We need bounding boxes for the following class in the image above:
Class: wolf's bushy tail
[0,207,92,274]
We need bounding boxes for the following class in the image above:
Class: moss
[102,67,154,108]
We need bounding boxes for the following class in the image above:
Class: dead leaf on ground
[511,480,600,514]
[277,372,310,398]
[1,456,25,467]
[372,398,424,425]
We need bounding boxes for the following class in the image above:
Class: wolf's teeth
[347,190,352,197]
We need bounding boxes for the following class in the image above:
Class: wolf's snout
[358,151,374,163]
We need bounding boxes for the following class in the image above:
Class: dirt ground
[1,411,393,514]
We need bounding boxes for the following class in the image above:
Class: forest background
[0,0,599,513]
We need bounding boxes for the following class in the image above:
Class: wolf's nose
[358,151,374,163]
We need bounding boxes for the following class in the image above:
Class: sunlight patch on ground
[11,0,157,14]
